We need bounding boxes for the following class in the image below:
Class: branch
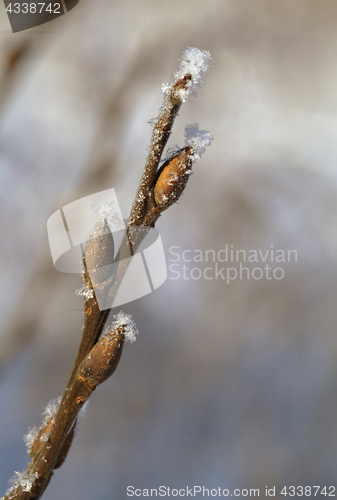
[1,46,212,500]
[128,74,191,227]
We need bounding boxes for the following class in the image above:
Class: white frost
[23,426,38,454]
[90,202,124,238]
[105,311,138,343]
[171,46,211,101]
[184,123,213,161]
[78,400,89,418]
[74,284,94,301]
[175,46,211,84]
[23,397,62,456]
[6,470,39,494]
[42,396,62,422]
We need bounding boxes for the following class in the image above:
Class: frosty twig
[128,46,211,228]
[2,46,212,500]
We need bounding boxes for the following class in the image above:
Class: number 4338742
[6,3,61,14]
[280,486,335,496]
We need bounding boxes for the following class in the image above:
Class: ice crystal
[104,311,138,343]
[23,397,62,456]
[74,284,94,301]
[161,82,171,95]
[184,123,213,161]
[74,400,90,434]
[90,201,124,239]
[161,145,181,162]
[23,426,38,453]
[162,47,211,101]
[6,470,39,494]
[42,397,62,423]
[175,46,211,84]
[78,400,89,418]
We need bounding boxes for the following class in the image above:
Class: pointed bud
[77,326,125,391]
[29,419,53,459]
[84,219,115,286]
[154,147,193,211]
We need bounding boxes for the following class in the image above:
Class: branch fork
[2,46,212,500]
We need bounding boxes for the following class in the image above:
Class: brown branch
[2,48,211,500]
[3,324,126,500]
[128,75,192,227]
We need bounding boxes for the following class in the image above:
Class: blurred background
[1,0,337,497]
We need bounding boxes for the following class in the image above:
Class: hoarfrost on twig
[74,284,94,301]
[162,46,211,102]
[41,397,62,423]
[23,397,62,455]
[184,123,213,161]
[78,400,89,418]
[104,311,138,343]
[23,426,38,454]
[6,470,39,495]
[89,201,124,240]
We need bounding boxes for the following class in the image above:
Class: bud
[29,419,53,459]
[154,147,193,211]
[77,326,125,391]
[84,219,115,285]
[28,417,76,469]
[25,397,62,460]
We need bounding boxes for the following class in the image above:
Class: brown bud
[85,227,114,270]
[29,419,54,459]
[154,147,193,211]
[77,327,125,391]
[84,220,115,286]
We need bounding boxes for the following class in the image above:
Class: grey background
[1,0,337,498]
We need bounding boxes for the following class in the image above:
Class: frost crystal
[161,82,171,95]
[171,46,211,101]
[42,396,62,422]
[78,400,89,418]
[39,397,62,441]
[23,426,38,453]
[6,470,39,494]
[74,400,90,433]
[23,397,61,457]
[74,284,94,301]
[105,311,138,343]
[184,123,213,161]
[89,201,124,240]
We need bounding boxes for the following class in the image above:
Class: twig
[128,74,192,227]
[2,46,212,500]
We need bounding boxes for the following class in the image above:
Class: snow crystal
[173,47,211,100]
[22,397,62,457]
[42,397,62,422]
[74,284,94,301]
[175,47,211,83]
[89,201,124,239]
[161,82,171,95]
[105,311,138,343]
[184,123,213,161]
[78,400,89,418]
[23,426,38,454]
[7,470,39,494]
[161,145,181,161]
[161,47,211,101]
